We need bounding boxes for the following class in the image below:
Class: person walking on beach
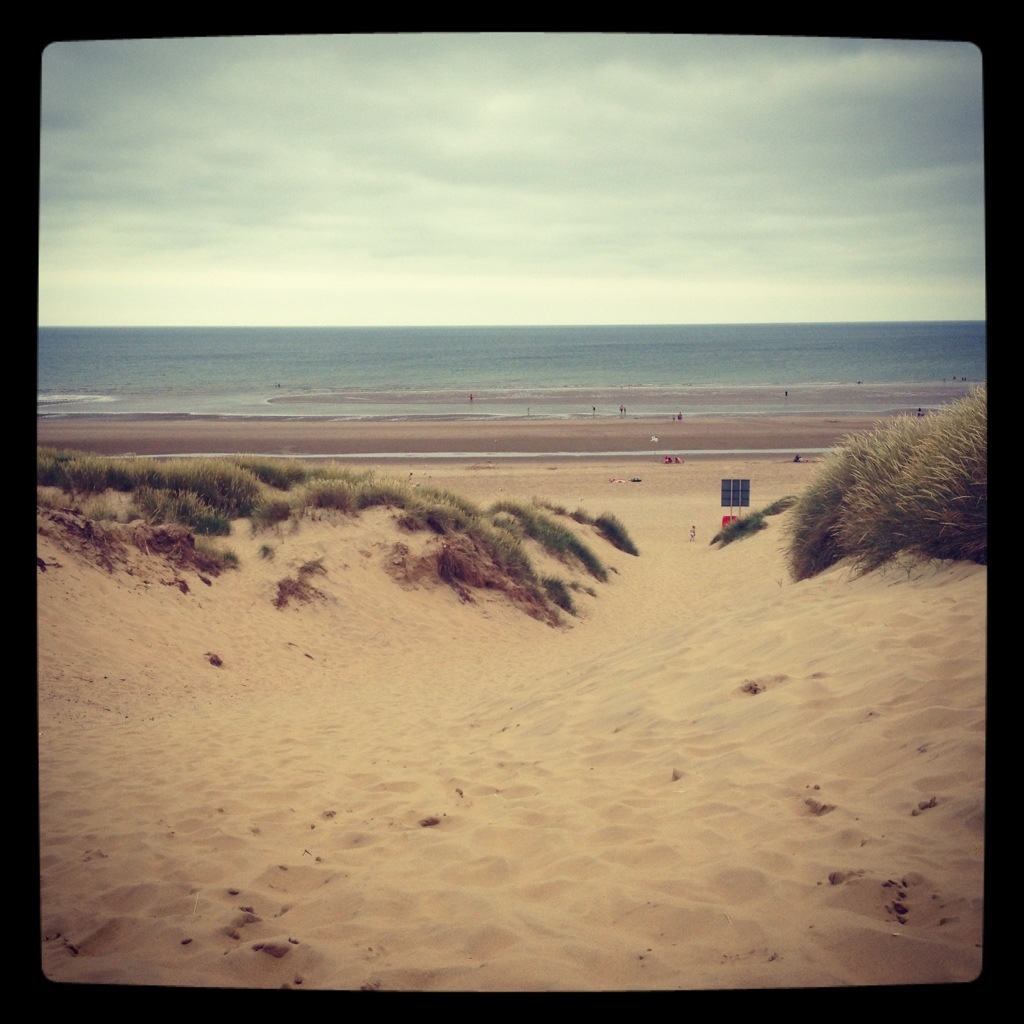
[690,524,696,542]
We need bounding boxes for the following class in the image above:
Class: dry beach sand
[36,417,986,992]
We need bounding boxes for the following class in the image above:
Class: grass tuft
[131,486,233,536]
[231,456,309,490]
[542,576,576,614]
[711,511,767,546]
[303,478,359,513]
[710,496,797,547]
[594,513,640,556]
[195,538,239,570]
[490,499,608,580]
[762,496,799,517]
[250,497,295,531]
[398,488,481,534]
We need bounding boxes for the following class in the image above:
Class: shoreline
[37,411,892,458]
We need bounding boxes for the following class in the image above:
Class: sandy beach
[37,413,888,458]
[36,415,986,992]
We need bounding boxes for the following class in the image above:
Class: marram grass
[594,512,641,556]
[710,496,797,547]
[37,448,641,621]
[787,388,986,580]
[491,499,608,580]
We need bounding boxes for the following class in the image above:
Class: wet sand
[37,412,889,458]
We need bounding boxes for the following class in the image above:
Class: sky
[37,34,986,327]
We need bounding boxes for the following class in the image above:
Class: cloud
[38,34,985,326]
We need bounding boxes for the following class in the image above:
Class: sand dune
[36,456,985,991]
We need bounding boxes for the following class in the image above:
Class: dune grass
[249,496,295,530]
[36,448,264,519]
[711,510,768,545]
[37,448,641,623]
[762,496,800,517]
[195,538,238,570]
[230,456,310,491]
[537,501,640,557]
[710,495,798,547]
[491,499,608,581]
[131,486,234,537]
[302,477,361,514]
[787,388,986,579]
[398,489,481,535]
[594,513,641,556]
[542,576,576,614]
[37,448,143,494]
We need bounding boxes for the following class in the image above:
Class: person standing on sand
[690,525,696,542]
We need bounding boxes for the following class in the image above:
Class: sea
[38,321,985,424]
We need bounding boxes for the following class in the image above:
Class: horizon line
[38,318,987,330]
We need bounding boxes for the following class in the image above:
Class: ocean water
[37,322,985,422]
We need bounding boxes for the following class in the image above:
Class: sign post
[721,479,750,528]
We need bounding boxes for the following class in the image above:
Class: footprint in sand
[804,798,836,816]
[739,674,787,695]
[826,869,865,885]
[252,942,291,958]
[883,879,912,924]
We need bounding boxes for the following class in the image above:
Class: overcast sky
[38,34,985,327]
